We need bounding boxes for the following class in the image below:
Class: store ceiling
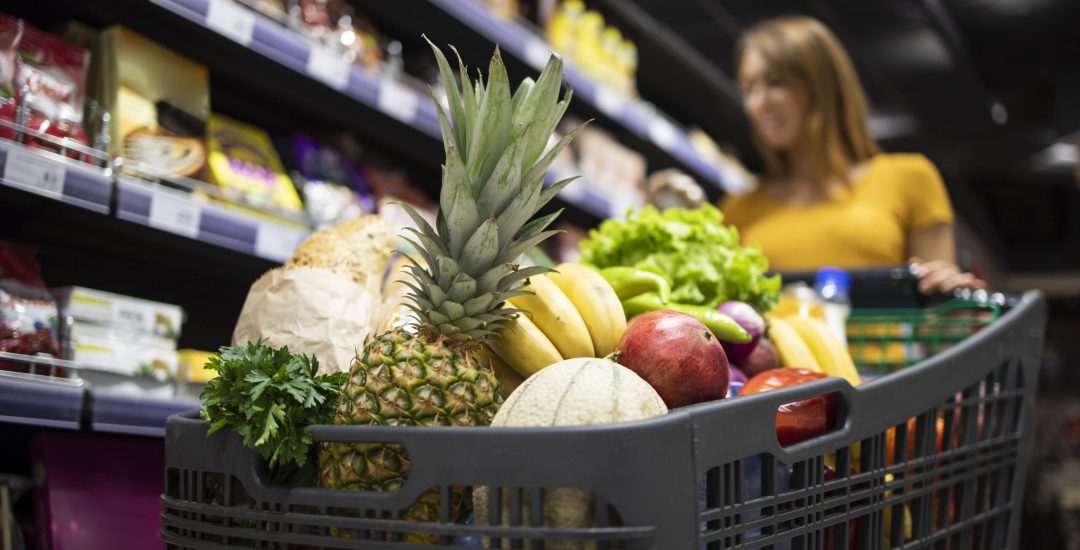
[621,0,1080,274]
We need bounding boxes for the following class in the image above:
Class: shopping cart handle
[771,265,918,287]
[687,376,856,463]
[772,265,1019,309]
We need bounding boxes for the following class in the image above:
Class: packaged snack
[291,134,376,228]
[206,113,303,213]
[0,241,62,372]
[0,16,91,159]
[15,23,88,127]
[0,16,20,139]
[63,25,210,176]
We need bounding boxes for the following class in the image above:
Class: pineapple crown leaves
[389,38,588,344]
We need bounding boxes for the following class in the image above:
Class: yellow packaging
[178,349,217,383]
[546,0,585,55]
[206,113,303,214]
[61,24,211,158]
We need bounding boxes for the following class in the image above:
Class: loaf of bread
[284,215,395,295]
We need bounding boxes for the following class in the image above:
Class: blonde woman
[721,16,986,295]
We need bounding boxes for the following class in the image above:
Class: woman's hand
[910,257,988,296]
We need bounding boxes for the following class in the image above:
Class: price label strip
[255,221,306,262]
[648,116,679,152]
[307,45,350,91]
[593,85,627,118]
[377,79,419,124]
[523,41,551,71]
[206,0,256,46]
[2,147,66,200]
[148,188,202,239]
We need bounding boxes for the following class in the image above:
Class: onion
[717,301,764,365]
[726,366,749,398]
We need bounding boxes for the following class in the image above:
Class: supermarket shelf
[0,354,87,430]
[148,0,618,224]
[90,392,198,437]
[114,175,309,263]
[0,140,112,214]
[0,134,308,265]
[0,375,85,430]
[0,352,200,436]
[360,0,742,196]
[149,0,441,138]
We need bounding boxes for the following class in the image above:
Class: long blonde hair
[736,16,879,183]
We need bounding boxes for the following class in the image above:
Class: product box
[69,336,179,380]
[52,286,184,341]
[61,24,210,177]
[175,348,216,400]
[67,318,177,351]
[177,348,216,383]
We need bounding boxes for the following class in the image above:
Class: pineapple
[319,40,585,537]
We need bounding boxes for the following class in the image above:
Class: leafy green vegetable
[579,204,781,312]
[200,341,346,482]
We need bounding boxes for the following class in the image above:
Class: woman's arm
[909,223,987,295]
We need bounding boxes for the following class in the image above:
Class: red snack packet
[0,241,62,373]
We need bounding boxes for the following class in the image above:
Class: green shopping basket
[849,298,1003,375]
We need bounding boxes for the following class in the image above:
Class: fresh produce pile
[196,41,909,546]
[580,204,781,313]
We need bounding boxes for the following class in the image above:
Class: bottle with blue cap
[814,266,851,347]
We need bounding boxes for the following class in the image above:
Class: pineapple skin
[320,330,501,487]
[318,330,500,540]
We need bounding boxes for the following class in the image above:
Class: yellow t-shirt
[720,153,954,271]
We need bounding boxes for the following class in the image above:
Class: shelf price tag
[206,0,255,46]
[307,45,350,91]
[648,116,678,152]
[377,78,419,124]
[255,221,305,262]
[593,85,626,118]
[524,41,551,71]
[149,188,201,239]
[2,147,65,200]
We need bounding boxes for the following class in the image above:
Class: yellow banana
[767,315,822,372]
[488,313,564,378]
[786,315,860,386]
[508,274,595,359]
[476,346,525,399]
[546,263,626,357]
[883,473,913,546]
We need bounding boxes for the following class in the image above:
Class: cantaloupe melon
[473,357,667,549]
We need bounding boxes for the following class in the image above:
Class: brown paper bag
[232,267,380,375]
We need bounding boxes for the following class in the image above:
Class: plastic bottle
[772,282,824,320]
[574,11,605,76]
[546,0,584,56]
[814,267,851,346]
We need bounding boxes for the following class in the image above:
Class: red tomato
[741,368,836,446]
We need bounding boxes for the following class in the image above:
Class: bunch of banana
[487,263,626,381]
[768,314,861,386]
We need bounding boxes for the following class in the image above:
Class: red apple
[617,310,729,408]
[739,338,780,378]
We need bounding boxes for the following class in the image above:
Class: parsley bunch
[199,341,346,482]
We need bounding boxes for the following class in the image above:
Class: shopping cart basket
[161,288,1046,549]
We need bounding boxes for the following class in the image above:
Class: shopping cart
[161,280,1047,549]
